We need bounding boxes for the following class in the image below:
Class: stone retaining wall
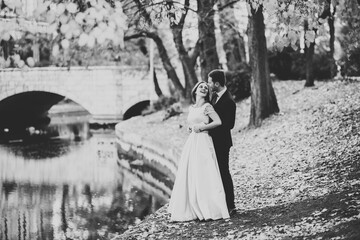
[115,123,180,186]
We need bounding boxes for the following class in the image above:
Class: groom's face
[208,77,218,92]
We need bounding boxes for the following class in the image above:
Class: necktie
[211,92,218,105]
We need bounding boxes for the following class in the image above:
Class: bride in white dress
[168,81,230,222]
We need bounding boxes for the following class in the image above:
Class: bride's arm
[193,111,222,132]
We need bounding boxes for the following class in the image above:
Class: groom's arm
[219,99,236,130]
[226,100,236,129]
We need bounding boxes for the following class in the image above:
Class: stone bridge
[0,66,168,127]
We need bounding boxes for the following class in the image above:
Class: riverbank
[114,79,360,239]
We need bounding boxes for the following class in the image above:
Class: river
[0,113,170,240]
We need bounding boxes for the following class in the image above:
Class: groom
[207,69,236,215]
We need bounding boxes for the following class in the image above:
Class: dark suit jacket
[210,90,236,151]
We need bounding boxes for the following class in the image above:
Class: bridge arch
[123,100,150,120]
[0,66,168,122]
[0,91,65,129]
[0,89,92,115]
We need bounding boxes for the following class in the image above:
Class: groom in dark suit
[207,69,236,214]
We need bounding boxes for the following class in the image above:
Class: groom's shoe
[229,208,237,216]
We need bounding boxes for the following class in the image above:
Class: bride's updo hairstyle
[191,81,210,103]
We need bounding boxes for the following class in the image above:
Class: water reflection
[1,139,73,159]
[0,131,170,240]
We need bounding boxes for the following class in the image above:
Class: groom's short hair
[208,69,226,87]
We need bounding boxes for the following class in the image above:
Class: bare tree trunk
[144,33,186,98]
[131,0,185,98]
[170,0,199,100]
[61,184,69,233]
[319,0,336,78]
[152,70,164,97]
[0,39,13,60]
[328,16,336,78]
[31,43,40,63]
[328,2,336,78]
[218,0,247,71]
[248,4,279,127]
[172,33,198,99]
[305,43,315,87]
[304,20,315,87]
[198,0,220,81]
[0,40,9,60]
[138,39,164,97]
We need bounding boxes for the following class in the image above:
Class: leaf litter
[113,80,360,239]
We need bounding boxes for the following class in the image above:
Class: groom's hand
[193,125,200,133]
[193,123,204,133]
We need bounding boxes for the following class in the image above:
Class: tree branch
[189,39,200,67]
[217,0,239,11]
[178,0,190,26]
[124,33,147,41]
[133,0,153,26]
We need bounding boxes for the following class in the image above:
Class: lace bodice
[187,103,215,125]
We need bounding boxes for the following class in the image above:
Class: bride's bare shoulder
[203,103,215,115]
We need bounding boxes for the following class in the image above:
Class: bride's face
[196,83,209,98]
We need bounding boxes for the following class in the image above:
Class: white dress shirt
[214,86,227,104]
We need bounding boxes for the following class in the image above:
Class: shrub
[152,96,178,111]
[268,48,296,80]
[162,102,183,121]
[339,47,360,77]
[268,47,337,80]
[313,53,337,79]
[225,64,251,102]
[141,95,180,119]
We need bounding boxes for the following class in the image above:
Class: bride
[168,81,230,222]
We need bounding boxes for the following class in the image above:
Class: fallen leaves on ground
[113,80,360,240]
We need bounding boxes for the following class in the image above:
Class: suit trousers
[213,145,235,210]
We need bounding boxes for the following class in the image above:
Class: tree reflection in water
[61,184,69,236]
[0,133,170,240]
[1,139,74,160]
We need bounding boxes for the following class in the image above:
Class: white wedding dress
[168,103,229,221]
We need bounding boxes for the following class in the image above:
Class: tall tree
[304,0,336,87]
[247,2,279,127]
[327,0,337,78]
[304,19,316,87]
[336,0,360,76]
[168,0,199,98]
[124,0,200,100]
[137,38,164,97]
[125,0,186,98]
[217,0,247,71]
[197,0,219,81]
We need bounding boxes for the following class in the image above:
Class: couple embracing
[168,69,236,222]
